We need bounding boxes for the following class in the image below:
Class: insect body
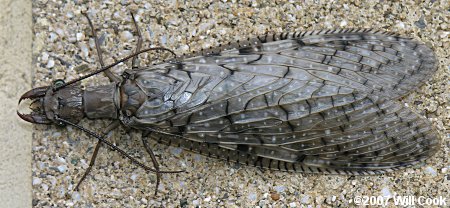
[18,14,440,194]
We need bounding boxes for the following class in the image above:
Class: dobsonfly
[18,12,440,195]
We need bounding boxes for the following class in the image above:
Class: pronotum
[18,13,440,195]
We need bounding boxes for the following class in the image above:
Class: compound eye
[53,79,65,88]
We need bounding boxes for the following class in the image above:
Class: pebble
[141,198,148,204]
[161,35,168,45]
[46,59,54,68]
[41,184,49,192]
[192,199,199,206]
[48,32,58,42]
[55,28,65,37]
[74,64,89,73]
[396,21,406,29]
[415,16,426,29]
[78,42,89,57]
[130,174,138,182]
[248,192,257,201]
[271,192,280,201]
[55,156,66,164]
[425,166,437,176]
[41,52,49,63]
[258,200,266,207]
[381,187,392,198]
[274,185,285,193]
[57,165,67,173]
[120,31,134,41]
[120,0,129,6]
[32,177,42,185]
[66,11,74,18]
[71,192,81,202]
[68,36,77,43]
[76,32,84,41]
[301,195,310,204]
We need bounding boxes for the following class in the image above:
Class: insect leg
[130,12,143,69]
[82,13,121,83]
[141,137,161,195]
[141,131,186,195]
[74,120,120,191]
[56,117,185,194]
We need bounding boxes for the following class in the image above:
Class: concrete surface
[0,0,32,207]
[30,1,449,207]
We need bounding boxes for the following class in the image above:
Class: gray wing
[139,29,439,174]
[179,29,437,100]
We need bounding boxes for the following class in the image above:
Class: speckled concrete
[31,1,448,207]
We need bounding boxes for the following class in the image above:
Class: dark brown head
[18,80,85,125]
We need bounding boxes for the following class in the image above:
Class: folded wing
[144,29,439,174]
